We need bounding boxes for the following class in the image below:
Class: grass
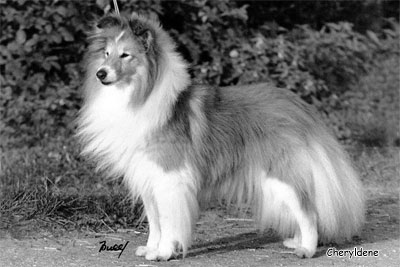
[0,138,142,237]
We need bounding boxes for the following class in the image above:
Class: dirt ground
[1,188,399,267]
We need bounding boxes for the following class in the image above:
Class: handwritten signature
[98,240,130,258]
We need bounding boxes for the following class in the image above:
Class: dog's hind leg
[285,200,317,258]
[283,231,301,249]
[260,177,318,258]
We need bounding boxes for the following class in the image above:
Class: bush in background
[1,0,398,148]
[1,0,89,145]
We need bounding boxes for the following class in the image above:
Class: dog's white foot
[145,249,171,261]
[294,247,316,258]
[283,237,300,249]
[135,246,157,257]
[283,236,316,258]
[144,241,179,261]
[144,247,175,261]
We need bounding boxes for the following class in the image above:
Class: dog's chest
[80,86,150,172]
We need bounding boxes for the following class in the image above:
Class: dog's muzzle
[96,69,108,82]
[96,67,117,85]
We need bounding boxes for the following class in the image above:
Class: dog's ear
[97,15,121,29]
[137,30,153,52]
[129,21,153,52]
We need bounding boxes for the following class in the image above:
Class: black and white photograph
[0,0,399,266]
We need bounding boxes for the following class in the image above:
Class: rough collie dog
[77,13,365,261]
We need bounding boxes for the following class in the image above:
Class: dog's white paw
[144,241,179,261]
[135,246,157,257]
[144,248,174,261]
[294,247,316,258]
[283,237,300,249]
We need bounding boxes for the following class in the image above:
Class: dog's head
[87,14,160,87]
[83,13,188,107]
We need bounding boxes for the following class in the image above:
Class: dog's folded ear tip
[96,15,121,29]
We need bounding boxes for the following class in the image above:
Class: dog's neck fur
[141,40,191,129]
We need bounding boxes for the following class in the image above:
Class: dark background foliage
[0,0,399,147]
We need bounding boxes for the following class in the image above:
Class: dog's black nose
[96,69,107,81]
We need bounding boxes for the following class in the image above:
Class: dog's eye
[105,51,110,58]
[120,53,130,58]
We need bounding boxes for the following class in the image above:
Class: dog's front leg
[135,192,161,257]
[139,167,199,261]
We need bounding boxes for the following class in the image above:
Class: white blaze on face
[96,31,128,84]
[115,31,125,43]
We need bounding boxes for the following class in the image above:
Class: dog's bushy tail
[309,135,365,243]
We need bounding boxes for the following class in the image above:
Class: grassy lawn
[0,137,142,237]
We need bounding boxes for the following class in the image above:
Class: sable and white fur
[77,13,365,261]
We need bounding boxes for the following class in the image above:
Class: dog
[77,13,365,261]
